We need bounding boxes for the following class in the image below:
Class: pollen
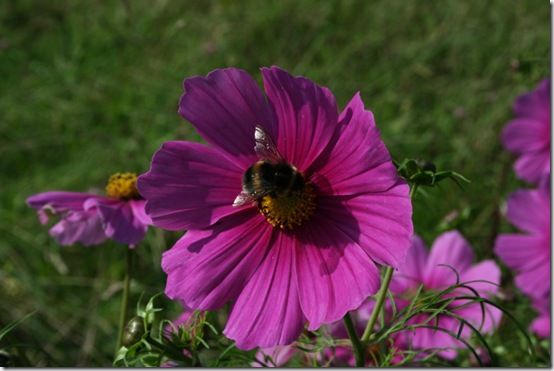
[106,172,140,200]
[259,185,316,230]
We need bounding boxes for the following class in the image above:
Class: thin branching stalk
[361,266,394,343]
[116,248,133,351]
[343,313,365,366]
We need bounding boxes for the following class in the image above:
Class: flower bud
[416,159,436,173]
[122,316,145,347]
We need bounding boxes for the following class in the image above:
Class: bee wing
[254,125,282,162]
[232,189,258,207]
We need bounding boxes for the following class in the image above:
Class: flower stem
[361,266,394,343]
[409,184,418,199]
[343,313,365,367]
[116,247,133,351]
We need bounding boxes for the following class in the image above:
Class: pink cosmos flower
[138,66,413,350]
[494,183,550,300]
[502,79,551,184]
[390,232,502,359]
[27,173,151,247]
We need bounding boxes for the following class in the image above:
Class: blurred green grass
[0,0,549,366]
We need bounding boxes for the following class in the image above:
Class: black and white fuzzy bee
[233,126,307,207]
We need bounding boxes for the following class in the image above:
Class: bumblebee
[242,160,306,198]
[233,126,306,206]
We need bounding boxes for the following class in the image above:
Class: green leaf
[0,311,36,342]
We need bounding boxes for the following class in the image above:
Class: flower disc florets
[259,183,316,229]
[106,172,140,200]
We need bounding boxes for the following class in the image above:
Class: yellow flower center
[106,172,140,200]
[258,184,316,229]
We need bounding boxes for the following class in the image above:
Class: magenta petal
[424,231,474,289]
[316,185,413,269]
[531,296,551,338]
[163,209,272,310]
[178,68,275,167]
[224,232,305,350]
[504,79,551,184]
[460,260,501,297]
[128,200,152,226]
[309,92,400,196]
[505,187,550,234]
[513,79,551,122]
[454,301,503,336]
[85,198,147,246]
[494,234,547,272]
[391,235,428,294]
[454,260,503,333]
[27,191,100,223]
[401,314,463,360]
[138,141,244,231]
[513,150,551,184]
[502,119,549,153]
[531,314,551,338]
[49,209,107,246]
[495,234,549,298]
[261,66,338,171]
[294,216,380,330]
[514,261,551,299]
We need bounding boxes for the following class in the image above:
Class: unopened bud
[122,316,145,347]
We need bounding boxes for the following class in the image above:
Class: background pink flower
[390,232,502,359]
[28,173,151,246]
[502,79,551,184]
[138,66,413,350]
[27,192,107,246]
[494,182,550,338]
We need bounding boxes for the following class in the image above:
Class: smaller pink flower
[494,183,550,300]
[27,173,151,247]
[390,232,502,359]
[502,78,550,184]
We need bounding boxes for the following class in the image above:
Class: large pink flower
[494,183,550,300]
[390,232,502,359]
[138,66,413,349]
[502,79,550,184]
[27,173,151,247]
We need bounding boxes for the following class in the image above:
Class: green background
[0,0,549,366]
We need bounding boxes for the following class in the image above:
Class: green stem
[409,184,418,199]
[361,266,394,343]
[343,313,365,367]
[116,248,133,351]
